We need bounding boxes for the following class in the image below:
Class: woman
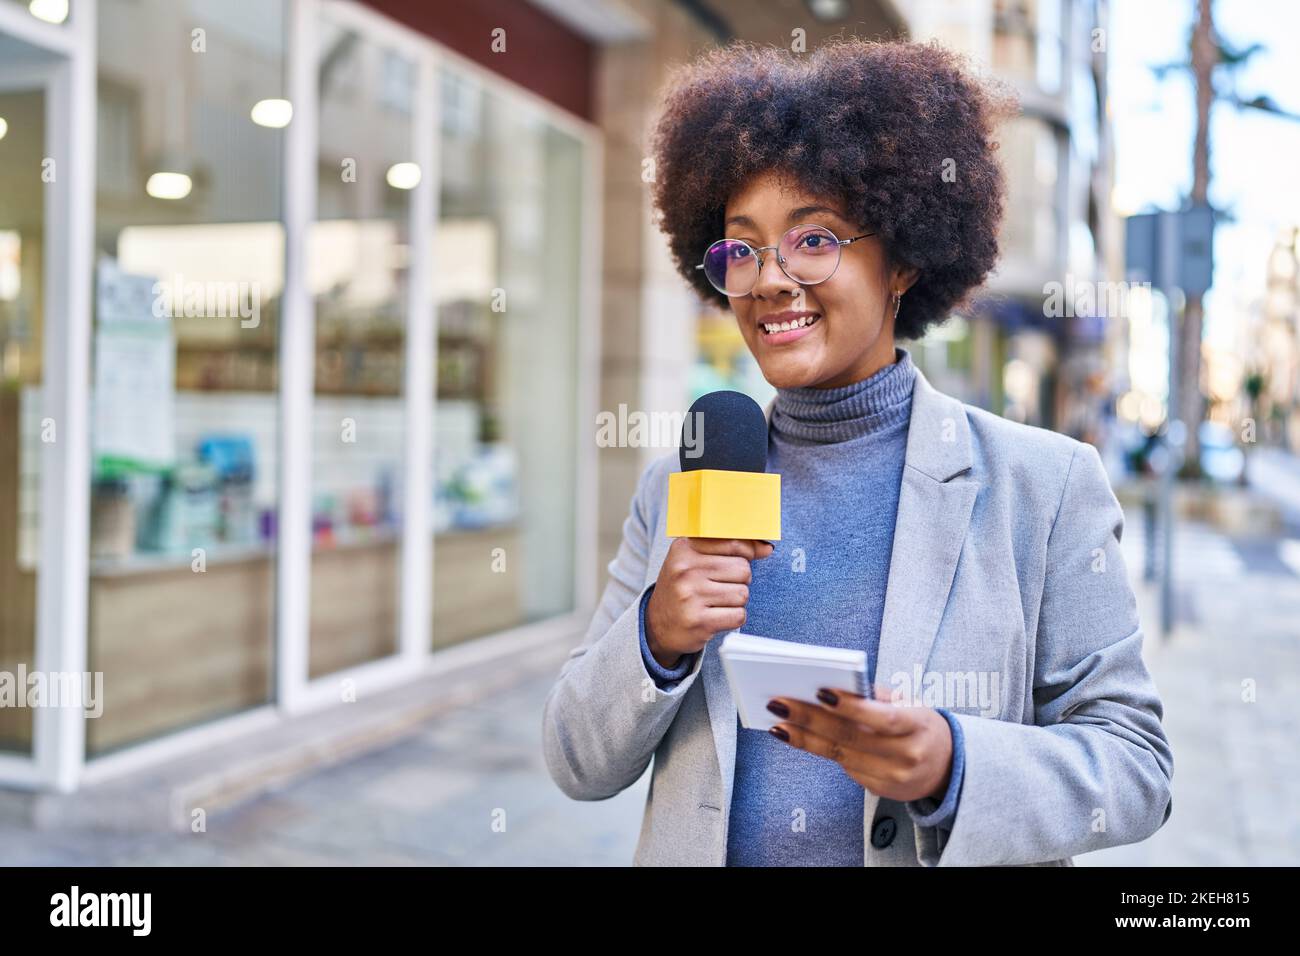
[542,38,1173,866]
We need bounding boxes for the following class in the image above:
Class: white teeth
[761,315,819,334]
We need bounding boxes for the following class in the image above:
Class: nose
[750,246,800,300]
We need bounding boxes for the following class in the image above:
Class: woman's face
[722,170,917,390]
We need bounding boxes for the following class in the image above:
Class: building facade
[0,0,606,791]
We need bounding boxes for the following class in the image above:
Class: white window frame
[0,0,95,793]
[282,0,601,713]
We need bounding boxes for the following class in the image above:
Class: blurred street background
[1,0,1298,865]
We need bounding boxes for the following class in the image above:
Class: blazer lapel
[699,361,977,862]
[874,366,978,697]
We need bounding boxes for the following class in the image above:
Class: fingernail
[816,688,838,707]
[766,699,790,718]
[769,726,790,742]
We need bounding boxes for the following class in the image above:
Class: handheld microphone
[666,390,781,541]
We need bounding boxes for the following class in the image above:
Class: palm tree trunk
[1179,0,1216,477]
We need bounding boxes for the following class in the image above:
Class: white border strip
[399,41,437,664]
[78,705,281,786]
[574,103,604,615]
[277,0,320,715]
[30,0,95,794]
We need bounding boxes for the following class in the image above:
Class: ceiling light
[29,0,69,24]
[250,98,293,128]
[146,172,193,200]
[386,162,421,190]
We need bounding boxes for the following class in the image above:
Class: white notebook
[718,632,869,731]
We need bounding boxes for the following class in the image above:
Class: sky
[1109,0,1300,351]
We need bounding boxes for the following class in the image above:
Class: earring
[892,290,902,320]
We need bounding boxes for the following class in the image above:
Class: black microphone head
[680,390,768,473]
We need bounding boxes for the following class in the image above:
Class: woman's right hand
[644,537,774,669]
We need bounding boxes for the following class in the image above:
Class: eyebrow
[724,205,847,229]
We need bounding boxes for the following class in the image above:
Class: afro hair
[648,37,1019,340]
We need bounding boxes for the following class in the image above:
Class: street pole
[1158,210,1181,640]
[1125,205,1213,639]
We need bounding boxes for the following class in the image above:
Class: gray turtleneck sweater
[638,347,966,865]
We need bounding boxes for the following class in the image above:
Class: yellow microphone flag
[666,469,781,540]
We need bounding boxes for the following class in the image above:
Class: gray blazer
[542,364,1174,866]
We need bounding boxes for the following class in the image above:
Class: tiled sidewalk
[1,665,648,866]
[1077,519,1300,866]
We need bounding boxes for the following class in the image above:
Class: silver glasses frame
[695,223,877,297]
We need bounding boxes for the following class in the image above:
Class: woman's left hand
[766,686,953,803]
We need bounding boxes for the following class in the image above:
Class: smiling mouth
[760,315,820,335]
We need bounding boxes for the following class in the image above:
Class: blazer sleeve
[905,707,966,830]
[638,585,700,689]
[541,455,706,801]
[915,439,1174,866]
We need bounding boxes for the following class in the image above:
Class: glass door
[0,14,73,786]
[307,12,414,677]
[86,0,286,756]
[0,61,48,759]
[0,0,95,791]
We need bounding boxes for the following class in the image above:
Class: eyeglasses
[695,223,876,297]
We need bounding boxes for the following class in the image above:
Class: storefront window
[307,18,413,675]
[88,0,285,754]
[432,68,580,646]
[0,85,44,754]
